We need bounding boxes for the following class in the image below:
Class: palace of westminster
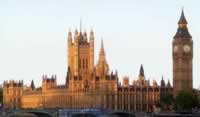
[3,10,193,112]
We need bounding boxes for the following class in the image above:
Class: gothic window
[83,59,85,69]
[112,94,115,103]
[74,76,78,80]
[79,59,81,68]
[96,77,99,81]
[79,76,82,80]
[86,59,88,69]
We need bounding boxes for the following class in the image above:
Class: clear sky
[0,0,200,88]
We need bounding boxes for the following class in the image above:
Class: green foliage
[174,90,199,112]
[160,92,174,110]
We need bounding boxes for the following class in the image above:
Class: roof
[178,9,187,24]
[174,9,192,39]
[139,64,144,77]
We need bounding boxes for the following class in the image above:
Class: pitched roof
[178,9,187,24]
[174,9,192,39]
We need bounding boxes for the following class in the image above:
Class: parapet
[3,80,23,88]
[42,74,57,84]
[68,29,94,46]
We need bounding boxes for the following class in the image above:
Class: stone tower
[67,28,94,90]
[3,80,23,109]
[173,9,193,96]
[96,39,109,78]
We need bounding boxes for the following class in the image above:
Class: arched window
[79,59,81,68]
[83,59,85,69]
[86,59,88,69]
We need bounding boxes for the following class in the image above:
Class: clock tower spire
[173,9,193,96]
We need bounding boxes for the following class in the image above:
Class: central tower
[173,9,193,96]
[67,29,94,90]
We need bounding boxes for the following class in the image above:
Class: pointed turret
[89,29,94,73]
[74,28,79,40]
[96,38,109,77]
[78,19,85,42]
[174,9,192,38]
[160,76,165,87]
[100,39,105,56]
[79,32,84,41]
[178,9,187,25]
[98,39,107,64]
[167,80,171,88]
[83,31,87,42]
[30,80,35,90]
[139,64,144,77]
[68,29,72,44]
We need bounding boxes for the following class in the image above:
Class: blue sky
[0,0,200,88]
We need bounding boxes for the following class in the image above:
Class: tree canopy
[174,90,199,112]
[160,92,174,110]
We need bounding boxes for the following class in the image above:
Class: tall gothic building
[3,28,170,112]
[173,9,193,96]
[3,9,193,112]
[67,29,109,92]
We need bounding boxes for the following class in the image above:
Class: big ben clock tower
[173,9,193,96]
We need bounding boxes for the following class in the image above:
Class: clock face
[183,45,191,53]
[174,46,178,52]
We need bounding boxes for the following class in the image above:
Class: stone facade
[3,30,172,112]
[3,10,192,112]
[173,10,193,96]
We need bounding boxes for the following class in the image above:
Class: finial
[182,6,184,12]
[178,7,187,24]
[68,28,72,36]
[167,79,171,87]
[181,6,184,17]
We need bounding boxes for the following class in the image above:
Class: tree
[174,90,199,112]
[160,92,174,110]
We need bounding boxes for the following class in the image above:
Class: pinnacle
[139,64,144,77]
[178,8,187,24]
